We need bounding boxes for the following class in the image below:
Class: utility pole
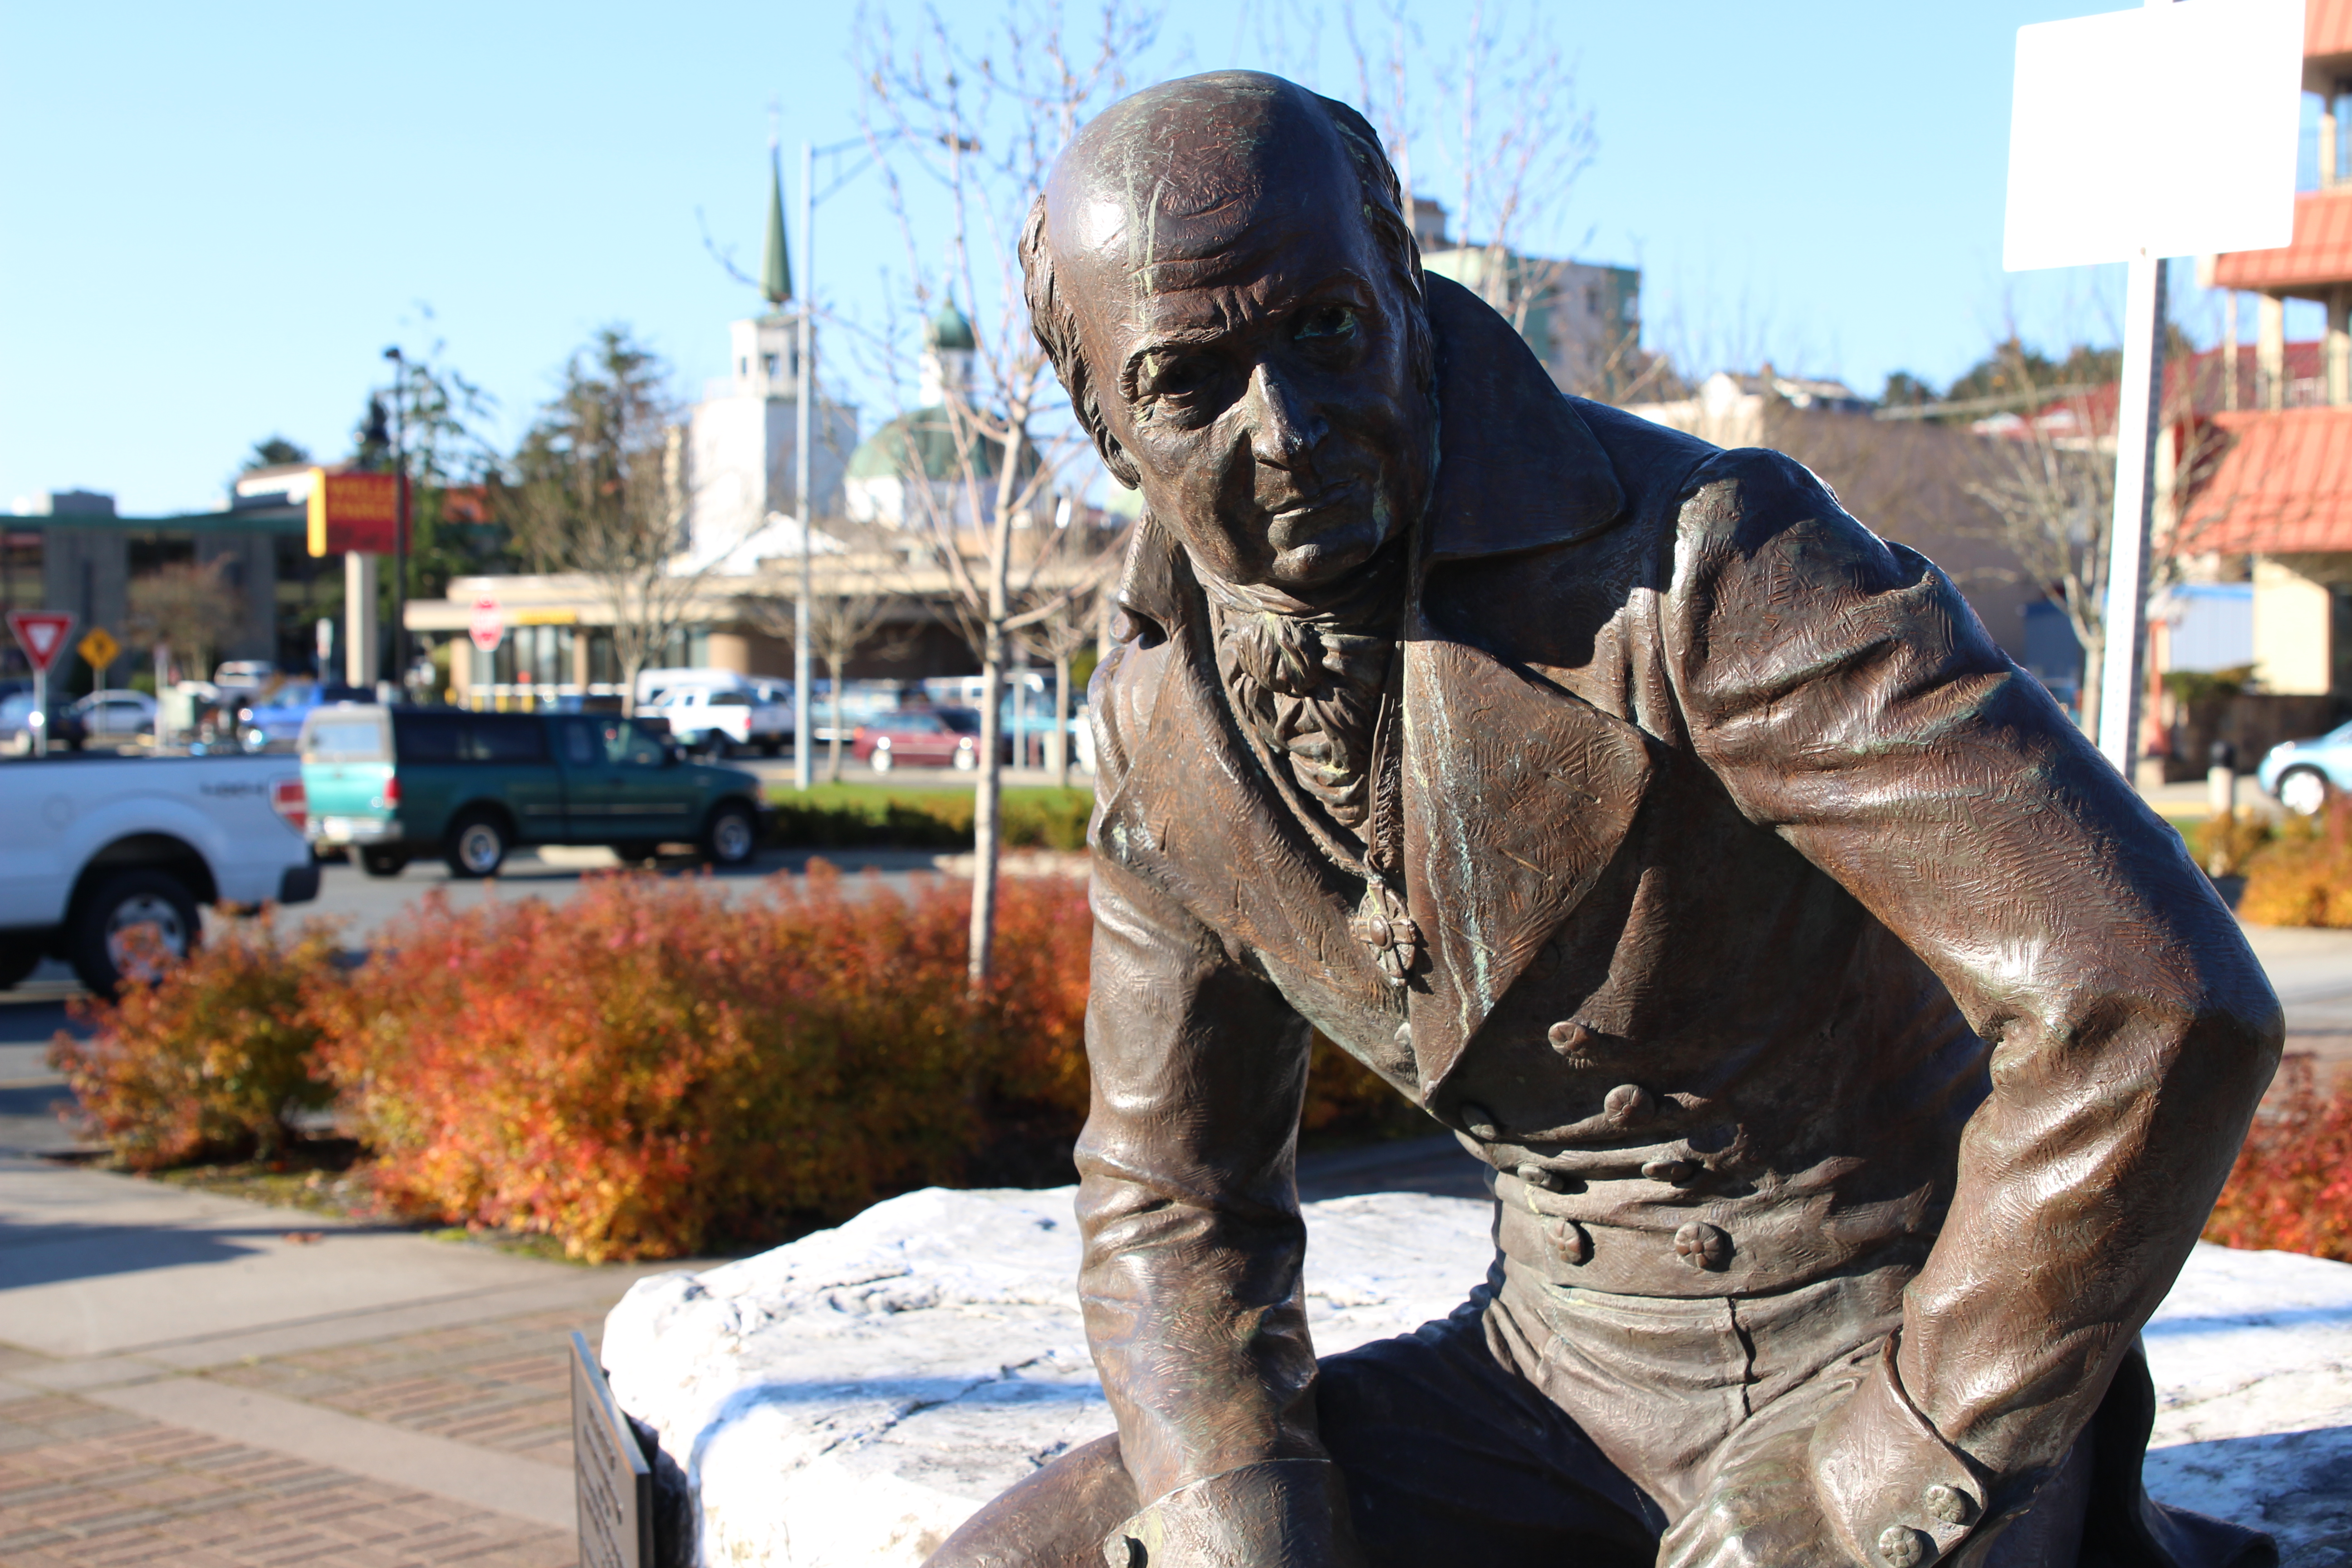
[383,346,408,697]
[794,137,816,793]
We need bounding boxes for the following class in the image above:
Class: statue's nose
[1245,361,1328,471]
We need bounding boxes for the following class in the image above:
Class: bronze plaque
[570,1330,653,1568]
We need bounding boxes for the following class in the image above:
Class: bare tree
[506,328,716,715]
[854,0,1154,986]
[745,555,908,783]
[1014,548,1113,790]
[128,559,245,684]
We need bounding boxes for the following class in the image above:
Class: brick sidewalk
[0,1390,573,1567]
[203,1307,586,1472]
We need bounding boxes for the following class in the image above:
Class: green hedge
[765,784,1094,851]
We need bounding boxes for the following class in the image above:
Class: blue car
[237,681,372,751]
[2258,721,2352,816]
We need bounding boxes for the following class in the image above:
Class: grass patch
[764,782,1094,851]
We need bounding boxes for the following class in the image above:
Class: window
[605,721,668,767]
[562,719,596,766]
[394,711,462,762]
[709,691,751,707]
[307,719,385,761]
[468,715,548,762]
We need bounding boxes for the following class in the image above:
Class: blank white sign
[2004,0,2303,272]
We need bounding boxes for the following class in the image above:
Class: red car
[851,707,982,772]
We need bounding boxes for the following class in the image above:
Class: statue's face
[1058,152,1434,593]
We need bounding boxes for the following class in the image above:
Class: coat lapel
[1398,633,1655,1091]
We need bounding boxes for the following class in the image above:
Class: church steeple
[761,146,792,311]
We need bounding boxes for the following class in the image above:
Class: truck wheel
[2279,766,2332,817]
[759,737,781,757]
[701,803,759,867]
[0,941,41,991]
[444,813,510,878]
[358,846,411,878]
[71,869,199,995]
[705,733,733,760]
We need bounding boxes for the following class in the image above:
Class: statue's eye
[1142,352,1211,396]
[1295,305,1357,342]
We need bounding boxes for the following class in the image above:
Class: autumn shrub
[48,917,343,1171]
[2204,1057,2352,1261]
[2238,801,2352,927]
[2190,810,2275,879]
[311,866,1096,1261]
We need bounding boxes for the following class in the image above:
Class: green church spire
[761,147,792,309]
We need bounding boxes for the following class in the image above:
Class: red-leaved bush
[311,865,1094,1262]
[49,916,342,1171]
[2202,1057,2352,1261]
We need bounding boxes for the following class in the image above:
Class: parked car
[0,750,316,992]
[211,660,278,693]
[850,708,982,773]
[641,683,791,757]
[237,680,370,751]
[299,706,769,878]
[0,692,64,755]
[61,689,158,747]
[2258,721,2352,815]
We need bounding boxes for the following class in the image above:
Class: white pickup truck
[0,754,319,993]
[640,683,791,758]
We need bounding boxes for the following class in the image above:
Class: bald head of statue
[1021,71,1437,594]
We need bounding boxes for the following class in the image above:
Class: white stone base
[602,1188,2352,1568]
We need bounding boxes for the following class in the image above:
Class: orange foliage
[311,865,1093,1262]
[2238,801,2352,927]
[48,917,342,1171]
[2203,1057,2352,1262]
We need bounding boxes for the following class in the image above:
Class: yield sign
[6,611,74,673]
[468,595,504,653]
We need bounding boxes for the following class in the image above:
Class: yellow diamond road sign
[77,627,119,671]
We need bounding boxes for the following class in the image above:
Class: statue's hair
[1020,88,1430,490]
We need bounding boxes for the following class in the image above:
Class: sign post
[7,611,74,758]
[2002,0,2301,779]
[568,1332,653,1568]
[77,626,119,692]
[469,596,503,711]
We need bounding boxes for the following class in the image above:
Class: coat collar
[1112,273,1626,637]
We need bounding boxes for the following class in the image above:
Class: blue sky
[0,1,2303,516]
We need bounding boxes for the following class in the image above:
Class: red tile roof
[2179,407,2352,554]
[1992,344,2325,441]
[2211,188,2352,294]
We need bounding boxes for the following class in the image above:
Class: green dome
[845,406,1040,484]
[926,300,977,352]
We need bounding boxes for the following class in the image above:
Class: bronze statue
[929,71,2283,1568]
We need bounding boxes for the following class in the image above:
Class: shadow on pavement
[1295,1134,1494,1203]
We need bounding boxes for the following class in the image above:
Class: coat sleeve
[1074,641,1367,1566]
[1656,450,2281,1557]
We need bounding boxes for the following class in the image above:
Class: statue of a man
[932,71,2282,1568]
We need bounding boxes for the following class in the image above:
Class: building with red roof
[2180,1,2352,708]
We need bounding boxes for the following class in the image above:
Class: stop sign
[469,596,504,653]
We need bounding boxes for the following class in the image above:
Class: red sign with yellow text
[305,469,403,556]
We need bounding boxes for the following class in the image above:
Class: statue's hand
[1102,1460,1367,1568]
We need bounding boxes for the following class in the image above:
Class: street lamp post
[382,346,408,698]
[795,141,816,791]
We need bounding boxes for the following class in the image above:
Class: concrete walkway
[0,1141,694,1566]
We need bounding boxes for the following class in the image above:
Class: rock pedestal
[602,1188,2352,1568]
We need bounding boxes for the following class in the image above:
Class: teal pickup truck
[297,706,769,878]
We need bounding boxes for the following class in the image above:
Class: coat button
[1602,1083,1652,1120]
[1642,1159,1698,1185]
[1460,1103,1500,1140]
[1518,1163,1565,1192]
[1922,1484,1973,1526]
[1673,1221,1730,1269]
[1877,1525,1931,1568]
[1548,1216,1590,1264]
[1547,1020,1595,1052]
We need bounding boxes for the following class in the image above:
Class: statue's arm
[1075,851,1365,1566]
[1657,448,2281,1558]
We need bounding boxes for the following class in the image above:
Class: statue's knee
[924,1434,1136,1568]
